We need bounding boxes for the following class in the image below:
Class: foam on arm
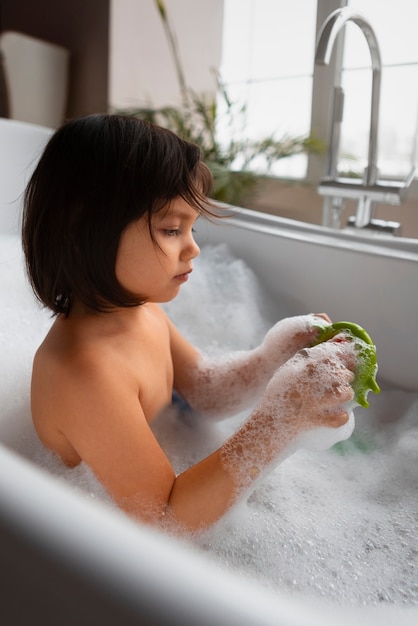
[174,314,331,420]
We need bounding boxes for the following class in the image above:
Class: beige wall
[0,0,224,118]
[109,0,224,110]
[0,0,110,119]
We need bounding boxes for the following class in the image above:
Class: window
[221,0,418,182]
[220,0,316,178]
[342,0,418,177]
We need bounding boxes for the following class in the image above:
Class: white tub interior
[1,119,418,625]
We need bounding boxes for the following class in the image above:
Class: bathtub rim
[1,442,417,626]
[210,204,418,262]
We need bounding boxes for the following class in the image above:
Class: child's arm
[169,340,355,528]
[169,313,331,419]
[55,338,355,531]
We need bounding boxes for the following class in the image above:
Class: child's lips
[174,270,192,282]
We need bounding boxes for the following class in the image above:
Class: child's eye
[164,229,181,237]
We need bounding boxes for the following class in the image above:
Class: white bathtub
[197,206,418,393]
[1,119,417,625]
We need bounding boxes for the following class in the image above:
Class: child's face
[115,197,201,303]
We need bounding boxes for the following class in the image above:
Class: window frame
[307,0,418,197]
[221,0,418,197]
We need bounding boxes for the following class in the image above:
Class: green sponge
[311,321,380,408]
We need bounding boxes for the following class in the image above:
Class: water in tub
[1,233,418,609]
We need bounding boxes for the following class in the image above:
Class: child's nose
[182,235,200,260]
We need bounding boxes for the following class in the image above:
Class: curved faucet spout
[315,7,382,188]
[315,8,381,71]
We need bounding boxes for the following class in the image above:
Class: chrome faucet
[315,7,415,233]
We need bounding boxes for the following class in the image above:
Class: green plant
[118,0,324,206]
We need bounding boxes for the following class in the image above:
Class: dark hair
[22,113,214,315]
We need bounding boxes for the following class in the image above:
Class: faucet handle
[346,216,401,235]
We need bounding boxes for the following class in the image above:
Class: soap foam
[195,395,418,607]
[1,234,418,609]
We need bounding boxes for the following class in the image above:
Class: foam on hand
[283,406,356,456]
[280,321,380,455]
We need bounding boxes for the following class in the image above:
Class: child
[22,114,355,531]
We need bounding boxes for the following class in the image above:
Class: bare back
[31,302,175,468]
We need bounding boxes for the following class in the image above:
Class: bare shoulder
[32,321,131,392]
[147,303,198,358]
[31,318,177,514]
[31,304,175,462]
[34,302,169,384]
[31,327,126,431]
[31,315,137,458]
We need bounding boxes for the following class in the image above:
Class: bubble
[1,235,418,610]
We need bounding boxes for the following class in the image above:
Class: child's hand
[259,338,355,435]
[260,313,332,370]
[220,339,356,491]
